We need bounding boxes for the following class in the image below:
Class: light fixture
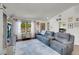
[46,17,48,19]
[56,18,61,21]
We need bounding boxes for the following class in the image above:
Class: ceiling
[4,3,79,20]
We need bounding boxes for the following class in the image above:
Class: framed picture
[76,18,79,21]
[68,23,73,29]
[59,22,66,28]
[68,16,73,22]
[74,22,79,27]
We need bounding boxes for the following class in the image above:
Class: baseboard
[16,38,32,42]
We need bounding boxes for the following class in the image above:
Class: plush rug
[15,39,60,55]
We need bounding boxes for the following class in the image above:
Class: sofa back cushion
[55,32,70,41]
[45,31,55,36]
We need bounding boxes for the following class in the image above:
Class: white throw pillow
[40,30,46,35]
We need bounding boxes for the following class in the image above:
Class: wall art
[76,18,79,21]
[68,16,73,22]
[74,22,79,27]
[68,23,73,29]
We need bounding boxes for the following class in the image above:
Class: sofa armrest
[70,35,74,44]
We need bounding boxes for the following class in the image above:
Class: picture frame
[74,22,79,27]
[68,23,73,29]
[68,16,73,22]
[76,18,79,21]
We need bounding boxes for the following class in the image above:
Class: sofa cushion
[45,31,55,36]
[36,34,49,46]
[37,33,42,35]
[55,32,70,41]
[50,40,67,54]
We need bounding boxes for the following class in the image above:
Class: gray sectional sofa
[36,31,55,46]
[50,32,74,55]
[36,31,74,55]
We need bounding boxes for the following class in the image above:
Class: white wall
[48,6,79,45]
[31,21,36,38]
[48,16,59,32]
[15,20,21,40]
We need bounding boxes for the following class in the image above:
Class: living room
[0,3,79,55]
